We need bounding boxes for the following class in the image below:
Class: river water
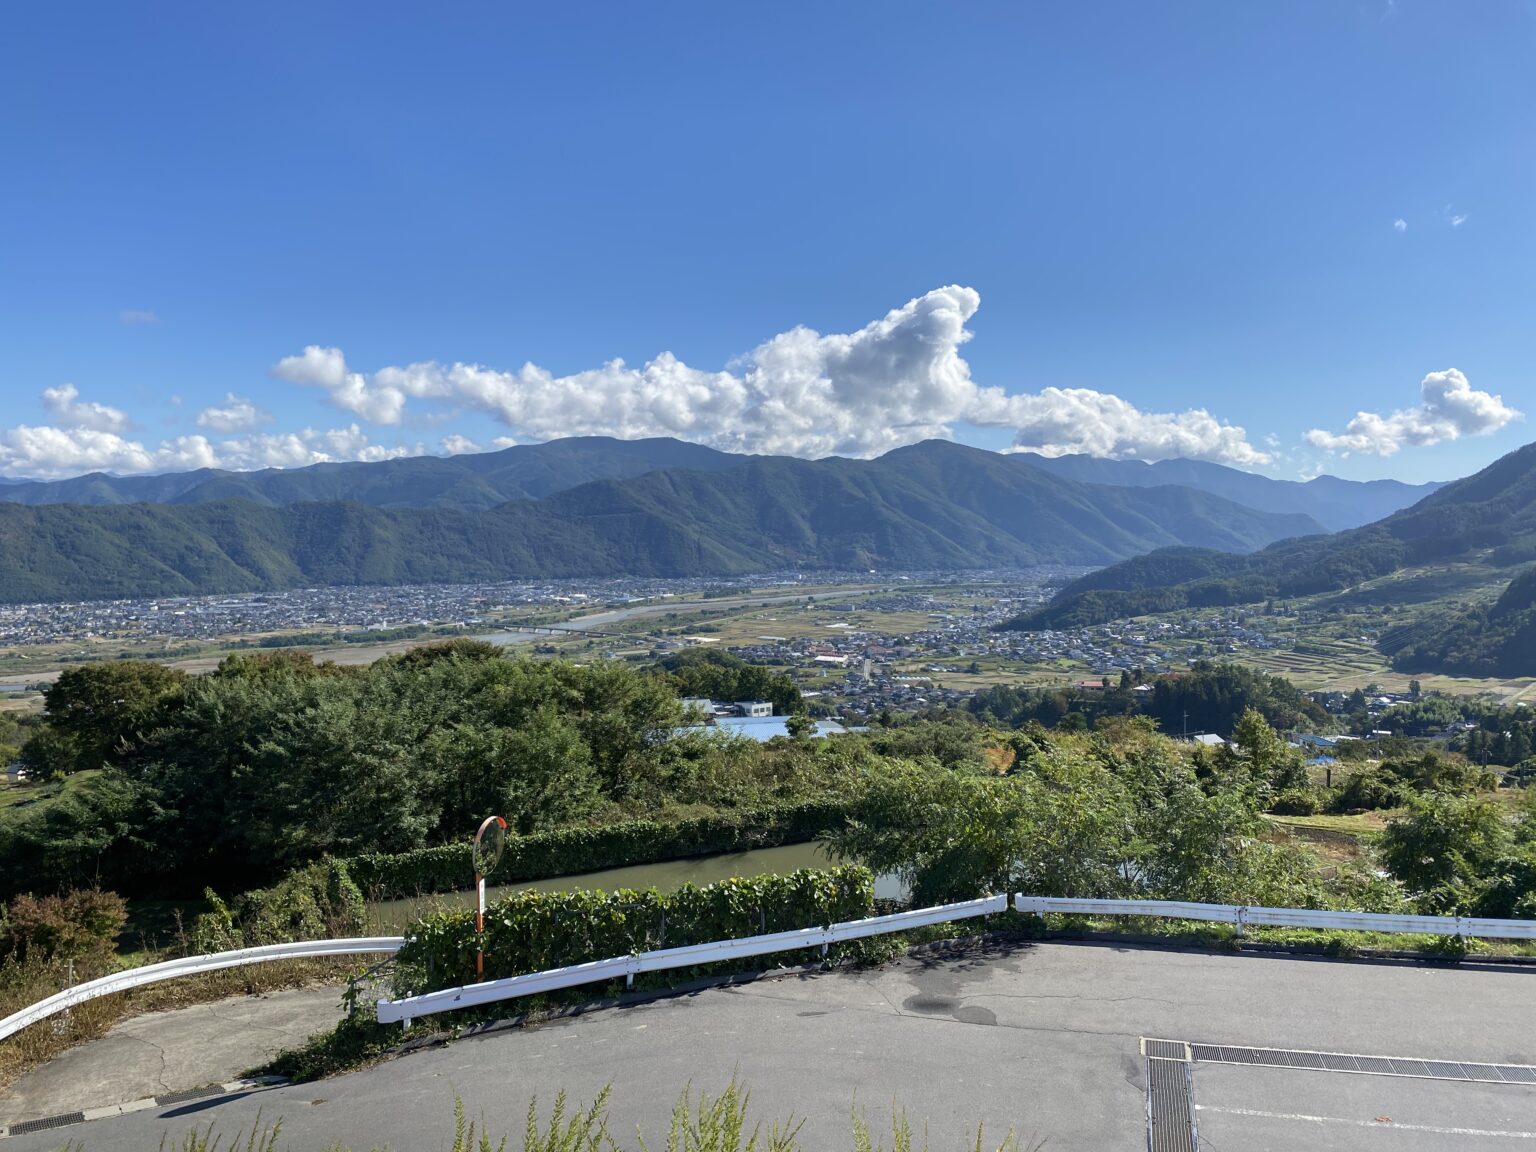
[367,841,905,932]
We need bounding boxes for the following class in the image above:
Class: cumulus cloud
[0,392,416,479]
[195,393,272,434]
[1393,218,1407,232]
[1305,369,1522,457]
[272,287,1271,466]
[439,434,482,456]
[40,385,132,434]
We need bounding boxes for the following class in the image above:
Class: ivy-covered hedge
[394,866,874,997]
[192,860,366,952]
[347,801,852,900]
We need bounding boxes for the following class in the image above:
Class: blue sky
[1,1,1531,483]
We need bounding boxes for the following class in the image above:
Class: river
[367,841,905,932]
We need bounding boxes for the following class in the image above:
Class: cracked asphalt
[0,985,347,1128]
[6,941,1536,1150]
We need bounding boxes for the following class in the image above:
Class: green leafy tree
[30,661,187,777]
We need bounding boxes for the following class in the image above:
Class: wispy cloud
[119,309,159,325]
[1393,218,1407,232]
[1449,213,1468,228]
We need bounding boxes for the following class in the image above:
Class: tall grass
[51,1084,1033,1152]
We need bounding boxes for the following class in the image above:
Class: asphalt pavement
[5,939,1535,1151]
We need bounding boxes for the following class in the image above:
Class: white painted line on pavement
[1196,1105,1536,1139]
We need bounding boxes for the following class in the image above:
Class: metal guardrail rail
[0,936,404,1043]
[1012,895,1536,940]
[7,894,1533,1043]
[375,894,1009,1025]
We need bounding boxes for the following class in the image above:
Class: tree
[784,713,816,741]
[34,662,187,776]
[1379,793,1512,912]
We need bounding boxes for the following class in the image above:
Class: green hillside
[1378,566,1536,678]
[1008,440,1536,632]
[0,441,1323,604]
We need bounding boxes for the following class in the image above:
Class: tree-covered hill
[1378,566,1536,678]
[1007,439,1536,632]
[0,441,1324,603]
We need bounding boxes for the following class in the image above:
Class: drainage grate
[7,1111,86,1136]
[1146,1055,1197,1152]
[155,1084,227,1107]
[1190,1043,1536,1086]
[1143,1039,1189,1061]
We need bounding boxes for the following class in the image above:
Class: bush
[1268,789,1319,816]
[1,888,127,966]
[192,860,365,952]
[394,866,874,997]
[348,802,852,900]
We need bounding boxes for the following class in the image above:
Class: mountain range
[0,440,1329,604]
[1,436,1434,530]
[1010,440,1536,639]
[1011,453,1444,532]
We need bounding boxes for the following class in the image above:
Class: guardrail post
[1234,907,1247,939]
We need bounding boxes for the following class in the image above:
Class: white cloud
[272,287,1271,466]
[119,309,159,325]
[0,412,416,480]
[195,393,272,434]
[1393,218,1408,232]
[996,390,1272,466]
[40,385,132,434]
[439,434,482,455]
[1450,213,1468,228]
[1305,369,1522,457]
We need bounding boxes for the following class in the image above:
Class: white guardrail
[1012,895,1536,941]
[8,895,1535,1041]
[0,936,404,1043]
[375,894,1009,1025]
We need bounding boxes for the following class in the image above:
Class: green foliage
[829,730,1326,909]
[191,861,366,951]
[347,802,852,899]
[1379,793,1515,913]
[642,1078,801,1152]
[24,661,188,779]
[393,867,873,996]
[971,663,1324,738]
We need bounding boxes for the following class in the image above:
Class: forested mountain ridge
[2,433,1435,529]
[0,436,744,511]
[1378,566,1536,678]
[1013,452,1443,531]
[0,440,1323,604]
[1008,440,1536,633]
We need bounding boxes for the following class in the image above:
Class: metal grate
[1146,1056,1198,1152]
[1143,1039,1189,1061]
[155,1083,226,1106]
[7,1111,86,1136]
[1190,1043,1536,1085]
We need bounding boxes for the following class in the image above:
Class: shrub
[192,860,365,952]
[394,866,874,997]
[1,888,127,966]
[347,802,851,900]
[1268,789,1319,816]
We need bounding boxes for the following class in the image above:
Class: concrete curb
[0,1077,289,1141]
